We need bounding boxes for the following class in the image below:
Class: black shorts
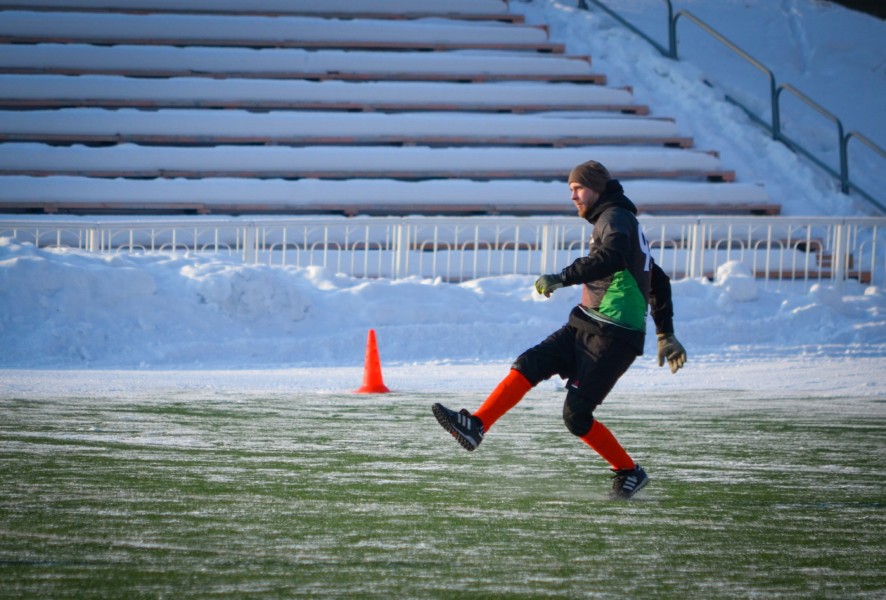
[511,324,637,436]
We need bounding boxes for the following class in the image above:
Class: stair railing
[577,0,885,214]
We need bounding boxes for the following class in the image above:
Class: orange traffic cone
[355,329,391,394]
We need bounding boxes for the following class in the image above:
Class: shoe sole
[609,475,650,500]
[432,403,479,452]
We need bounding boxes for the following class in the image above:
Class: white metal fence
[2,215,884,291]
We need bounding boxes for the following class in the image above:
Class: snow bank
[2,238,884,370]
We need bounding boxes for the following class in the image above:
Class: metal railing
[578,0,885,213]
[2,215,883,291]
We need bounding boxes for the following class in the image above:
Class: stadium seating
[0,0,779,216]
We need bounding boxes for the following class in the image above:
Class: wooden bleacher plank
[0,132,692,149]
[0,8,521,23]
[0,200,780,217]
[0,176,775,216]
[0,0,510,10]
[0,109,692,148]
[0,11,563,52]
[0,0,515,20]
[28,39,562,53]
[0,45,602,84]
[0,167,735,182]
[0,75,647,114]
[1,68,605,85]
[1,68,605,84]
[0,144,731,181]
[2,97,645,114]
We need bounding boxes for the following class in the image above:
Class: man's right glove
[535,273,565,297]
[657,333,687,374]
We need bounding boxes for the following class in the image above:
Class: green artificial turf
[1,389,884,598]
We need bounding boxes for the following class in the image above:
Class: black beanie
[568,160,611,193]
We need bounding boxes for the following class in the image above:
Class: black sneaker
[432,403,484,451]
[609,464,649,499]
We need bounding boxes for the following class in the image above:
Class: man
[432,160,687,499]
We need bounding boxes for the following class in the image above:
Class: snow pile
[2,238,884,370]
[714,261,758,305]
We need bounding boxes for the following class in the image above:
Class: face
[569,182,600,219]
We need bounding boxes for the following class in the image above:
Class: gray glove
[535,273,564,297]
[657,333,687,374]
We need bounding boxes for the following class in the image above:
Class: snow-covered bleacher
[0,9,562,51]
[0,178,775,216]
[0,75,645,113]
[0,0,517,20]
[0,109,688,147]
[0,0,778,216]
[0,45,607,83]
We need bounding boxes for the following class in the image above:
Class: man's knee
[562,391,595,437]
[510,355,543,386]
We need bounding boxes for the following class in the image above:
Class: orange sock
[580,420,635,471]
[472,369,533,431]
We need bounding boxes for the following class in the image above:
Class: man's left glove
[657,333,687,374]
[535,273,565,297]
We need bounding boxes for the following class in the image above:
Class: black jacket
[559,180,674,354]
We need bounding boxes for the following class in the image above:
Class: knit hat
[568,160,611,193]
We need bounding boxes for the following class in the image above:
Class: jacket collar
[585,179,638,223]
